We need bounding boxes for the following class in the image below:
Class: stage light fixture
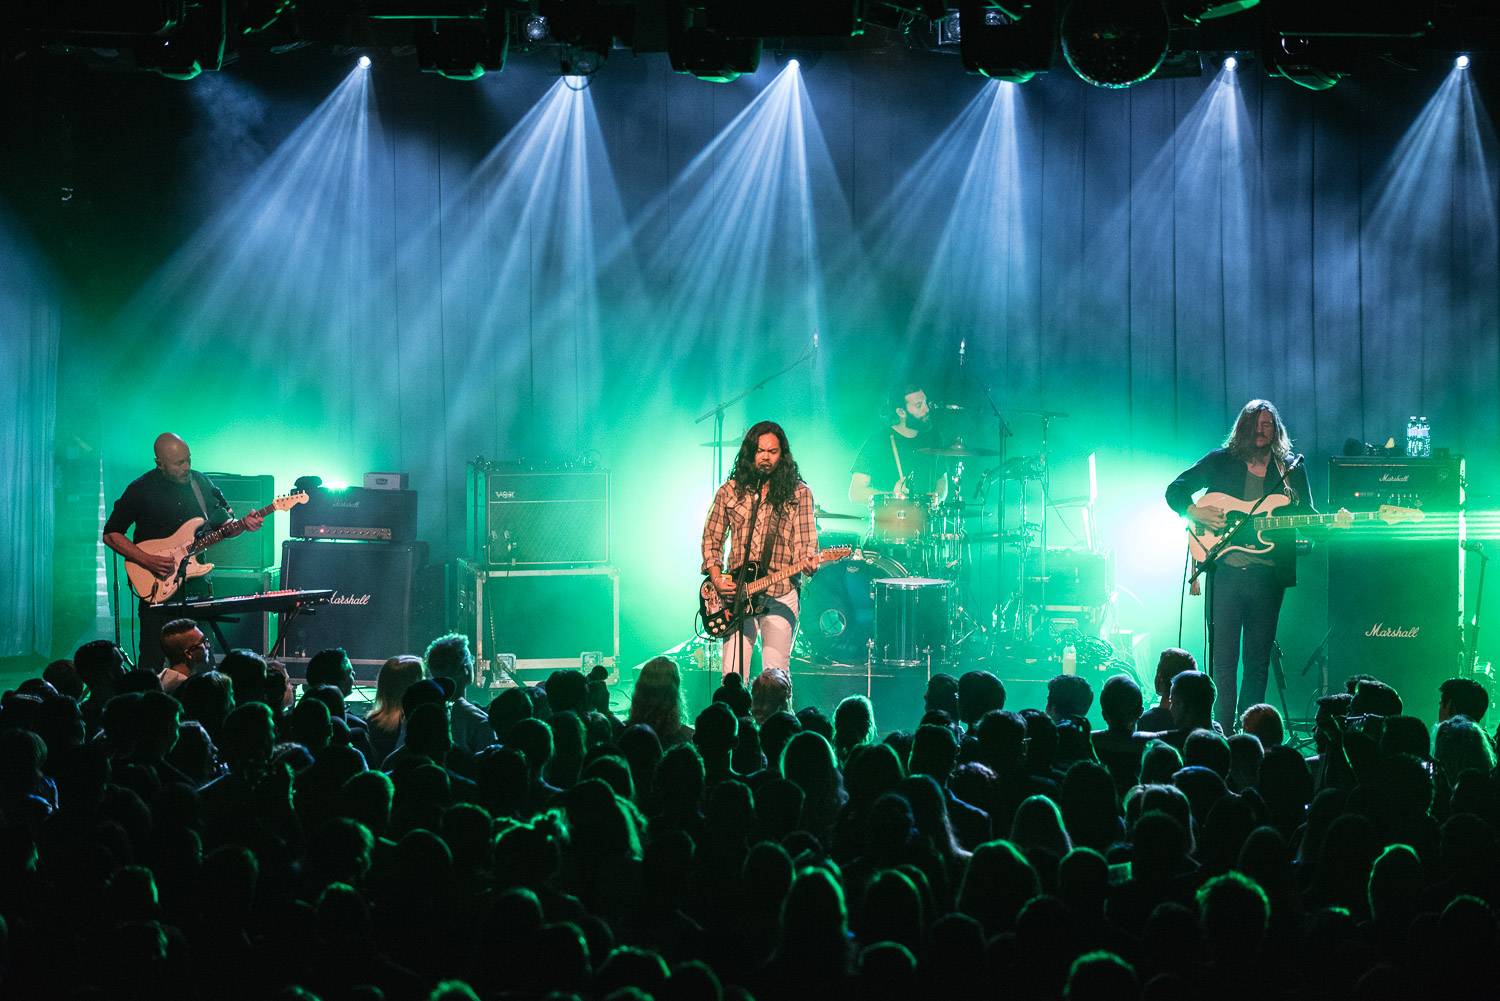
[668,3,761,83]
[135,0,228,79]
[1182,0,1259,22]
[958,1,1055,83]
[1223,55,1237,70]
[415,14,508,80]
[1456,54,1470,69]
[789,58,799,69]
[1264,34,1347,91]
[358,54,371,68]
[524,14,550,41]
[1060,0,1170,89]
[538,0,620,77]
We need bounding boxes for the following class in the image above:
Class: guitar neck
[744,564,803,596]
[1254,510,1376,531]
[187,500,276,555]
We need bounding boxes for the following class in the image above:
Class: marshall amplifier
[470,469,609,567]
[1329,456,1465,512]
[291,486,417,543]
[278,539,430,676]
[1328,457,1464,701]
[200,472,275,570]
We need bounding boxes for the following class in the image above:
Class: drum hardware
[917,444,1000,458]
[814,506,863,521]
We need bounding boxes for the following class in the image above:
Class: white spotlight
[358,55,371,70]
[1224,56,1238,71]
[1456,54,1471,70]
[788,58,800,69]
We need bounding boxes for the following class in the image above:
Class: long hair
[368,655,424,731]
[731,420,803,510]
[1224,399,1293,463]
[627,656,690,745]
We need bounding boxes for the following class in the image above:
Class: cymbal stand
[980,383,1012,646]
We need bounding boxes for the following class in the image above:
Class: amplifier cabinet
[200,472,275,571]
[279,540,430,675]
[458,562,619,671]
[470,469,609,567]
[1328,456,1465,512]
[291,486,418,543]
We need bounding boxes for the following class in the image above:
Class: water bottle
[1062,644,1077,676]
[1405,416,1430,458]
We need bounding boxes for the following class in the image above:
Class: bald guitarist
[1166,401,1314,732]
[104,433,264,671]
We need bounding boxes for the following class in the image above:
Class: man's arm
[102,482,179,577]
[1166,451,1227,532]
[792,484,819,573]
[700,483,735,594]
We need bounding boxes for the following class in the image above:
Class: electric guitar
[699,546,854,637]
[1186,491,1423,564]
[126,491,309,603]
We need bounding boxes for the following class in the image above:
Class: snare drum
[870,495,928,545]
[873,577,954,668]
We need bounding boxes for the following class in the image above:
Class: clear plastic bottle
[1406,416,1431,458]
[1062,644,1077,675]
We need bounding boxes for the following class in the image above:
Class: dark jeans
[1208,562,1285,731]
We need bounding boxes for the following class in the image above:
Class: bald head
[154,433,192,484]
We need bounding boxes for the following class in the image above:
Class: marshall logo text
[331,592,373,606]
[1365,623,1421,639]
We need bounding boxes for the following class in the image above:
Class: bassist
[700,421,819,680]
[1166,401,1314,732]
[103,433,264,671]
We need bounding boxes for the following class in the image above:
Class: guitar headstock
[819,546,853,564]
[1376,505,1425,526]
[274,491,310,511]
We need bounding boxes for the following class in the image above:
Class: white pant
[722,589,799,679]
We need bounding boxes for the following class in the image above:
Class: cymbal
[917,444,1000,458]
[1003,455,1044,479]
[1009,408,1071,419]
[698,440,736,447]
[815,506,862,521]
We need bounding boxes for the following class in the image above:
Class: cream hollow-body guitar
[126,492,308,603]
[1186,491,1424,564]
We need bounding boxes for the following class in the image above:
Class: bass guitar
[1186,491,1423,564]
[126,491,309,603]
[700,546,853,638]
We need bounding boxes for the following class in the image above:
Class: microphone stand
[694,338,816,496]
[1467,543,1490,676]
[979,383,1012,649]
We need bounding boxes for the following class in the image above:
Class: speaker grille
[200,472,275,570]
[483,471,609,566]
[279,540,427,668]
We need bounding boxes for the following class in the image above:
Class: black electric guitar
[699,547,853,637]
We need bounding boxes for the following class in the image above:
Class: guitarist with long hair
[701,421,820,680]
[1166,400,1315,732]
[104,433,264,671]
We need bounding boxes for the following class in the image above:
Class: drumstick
[889,435,905,492]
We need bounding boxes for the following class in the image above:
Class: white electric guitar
[126,491,308,603]
[1186,491,1424,564]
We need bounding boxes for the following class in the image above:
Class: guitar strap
[187,474,213,525]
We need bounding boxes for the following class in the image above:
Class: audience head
[1141,739,1185,787]
[1154,648,1197,701]
[1439,677,1488,723]
[160,618,209,672]
[425,633,475,699]
[1099,675,1144,731]
[711,672,752,718]
[925,673,960,720]
[43,659,84,701]
[306,648,355,696]
[1168,671,1216,728]
[832,695,877,758]
[488,686,535,741]
[692,702,738,759]
[1047,674,1095,721]
[370,655,423,724]
[1239,704,1284,747]
[74,639,129,696]
[750,668,793,724]
[1350,678,1402,718]
[1434,714,1497,780]
[544,669,589,716]
[628,657,688,744]
[218,650,268,708]
[958,671,1006,727]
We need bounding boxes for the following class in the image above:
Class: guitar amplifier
[278,539,434,676]
[470,469,609,567]
[1328,456,1465,512]
[1327,457,1465,703]
[458,563,619,671]
[291,486,417,543]
[200,472,275,570]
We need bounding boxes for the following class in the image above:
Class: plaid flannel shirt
[700,478,818,598]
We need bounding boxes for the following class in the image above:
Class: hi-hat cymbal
[815,506,862,521]
[1010,408,1071,419]
[917,444,1000,458]
[699,440,737,448]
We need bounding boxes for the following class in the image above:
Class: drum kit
[795,433,1063,676]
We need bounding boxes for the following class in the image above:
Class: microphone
[1285,453,1305,472]
[211,485,232,513]
[1463,540,1486,554]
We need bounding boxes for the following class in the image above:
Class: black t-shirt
[103,469,231,544]
[851,427,942,497]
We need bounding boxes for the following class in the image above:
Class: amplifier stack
[1326,456,1466,700]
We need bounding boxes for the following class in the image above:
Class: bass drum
[794,552,907,666]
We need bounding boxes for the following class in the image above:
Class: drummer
[848,383,951,506]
